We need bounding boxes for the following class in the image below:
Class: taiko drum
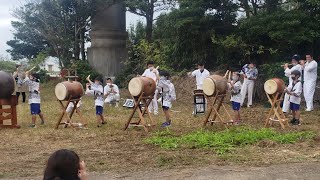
[55,81,84,101]
[264,78,286,95]
[202,75,228,96]
[128,77,156,97]
[0,71,15,99]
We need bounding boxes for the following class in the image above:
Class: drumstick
[228,71,232,80]
[25,66,37,74]
[223,70,229,78]
[28,66,37,72]
[281,64,293,67]
[156,66,159,70]
[86,75,91,81]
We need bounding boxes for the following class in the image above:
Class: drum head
[128,78,143,97]
[264,79,277,95]
[55,83,67,100]
[203,78,216,96]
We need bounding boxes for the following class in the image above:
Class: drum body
[0,71,15,99]
[202,75,228,96]
[264,78,285,95]
[128,77,156,97]
[55,81,84,101]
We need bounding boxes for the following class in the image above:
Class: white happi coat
[23,77,41,104]
[86,83,104,107]
[282,64,302,113]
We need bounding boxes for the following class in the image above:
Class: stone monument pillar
[87,1,127,78]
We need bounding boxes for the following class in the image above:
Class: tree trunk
[80,28,86,60]
[240,0,251,17]
[251,0,258,16]
[145,0,154,43]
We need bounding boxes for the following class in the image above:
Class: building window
[48,65,53,72]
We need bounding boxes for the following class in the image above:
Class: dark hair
[305,53,313,57]
[147,60,155,65]
[159,70,170,78]
[292,54,300,61]
[197,62,204,66]
[106,78,112,81]
[291,70,301,77]
[31,73,40,82]
[234,72,240,77]
[94,76,103,83]
[43,149,80,180]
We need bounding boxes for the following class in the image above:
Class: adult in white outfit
[302,54,318,111]
[240,62,258,107]
[104,78,120,107]
[188,62,210,113]
[282,55,302,113]
[142,60,159,115]
[188,63,210,90]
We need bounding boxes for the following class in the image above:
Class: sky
[0,0,145,59]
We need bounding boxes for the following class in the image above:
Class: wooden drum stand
[264,92,288,129]
[0,95,20,128]
[124,92,156,132]
[203,91,232,128]
[55,98,87,129]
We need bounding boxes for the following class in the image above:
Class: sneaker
[305,109,312,112]
[154,112,159,116]
[28,124,36,128]
[97,124,102,128]
[40,119,45,125]
[247,105,252,108]
[115,102,119,108]
[101,121,106,125]
[161,120,171,127]
[292,119,300,125]
[290,118,295,124]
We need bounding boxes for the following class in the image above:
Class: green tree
[125,0,176,42]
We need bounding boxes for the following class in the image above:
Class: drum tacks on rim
[202,75,228,96]
[128,77,156,97]
[264,78,285,95]
[55,81,84,101]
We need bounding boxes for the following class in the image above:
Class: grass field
[0,79,320,178]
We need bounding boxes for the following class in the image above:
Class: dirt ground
[6,162,320,180]
[0,80,320,179]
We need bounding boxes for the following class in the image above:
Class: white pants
[148,90,158,113]
[282,93,290,113]
[104,94,120,104]
[303,80,316,110]
[241,79,254,106]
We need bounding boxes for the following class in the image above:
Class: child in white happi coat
[157,71,176,127]
[285,70,303,125]
[228,72,242,124]
[85,76,105,127]
[23,71,45,128]
[141,60,160,115]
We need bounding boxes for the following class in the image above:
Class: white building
[39,56,60,77]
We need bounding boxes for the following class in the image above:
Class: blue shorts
[232,101,241,111]
[30,103,41,115]
[290,102,300,111]
[96,106,103,115]
[162,106,170,111]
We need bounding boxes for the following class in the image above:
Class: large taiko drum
[0,71,15,99]
[55,81,84,101]
[264,78,285,95]
[202,75,228,96]
[128,77,156,97]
